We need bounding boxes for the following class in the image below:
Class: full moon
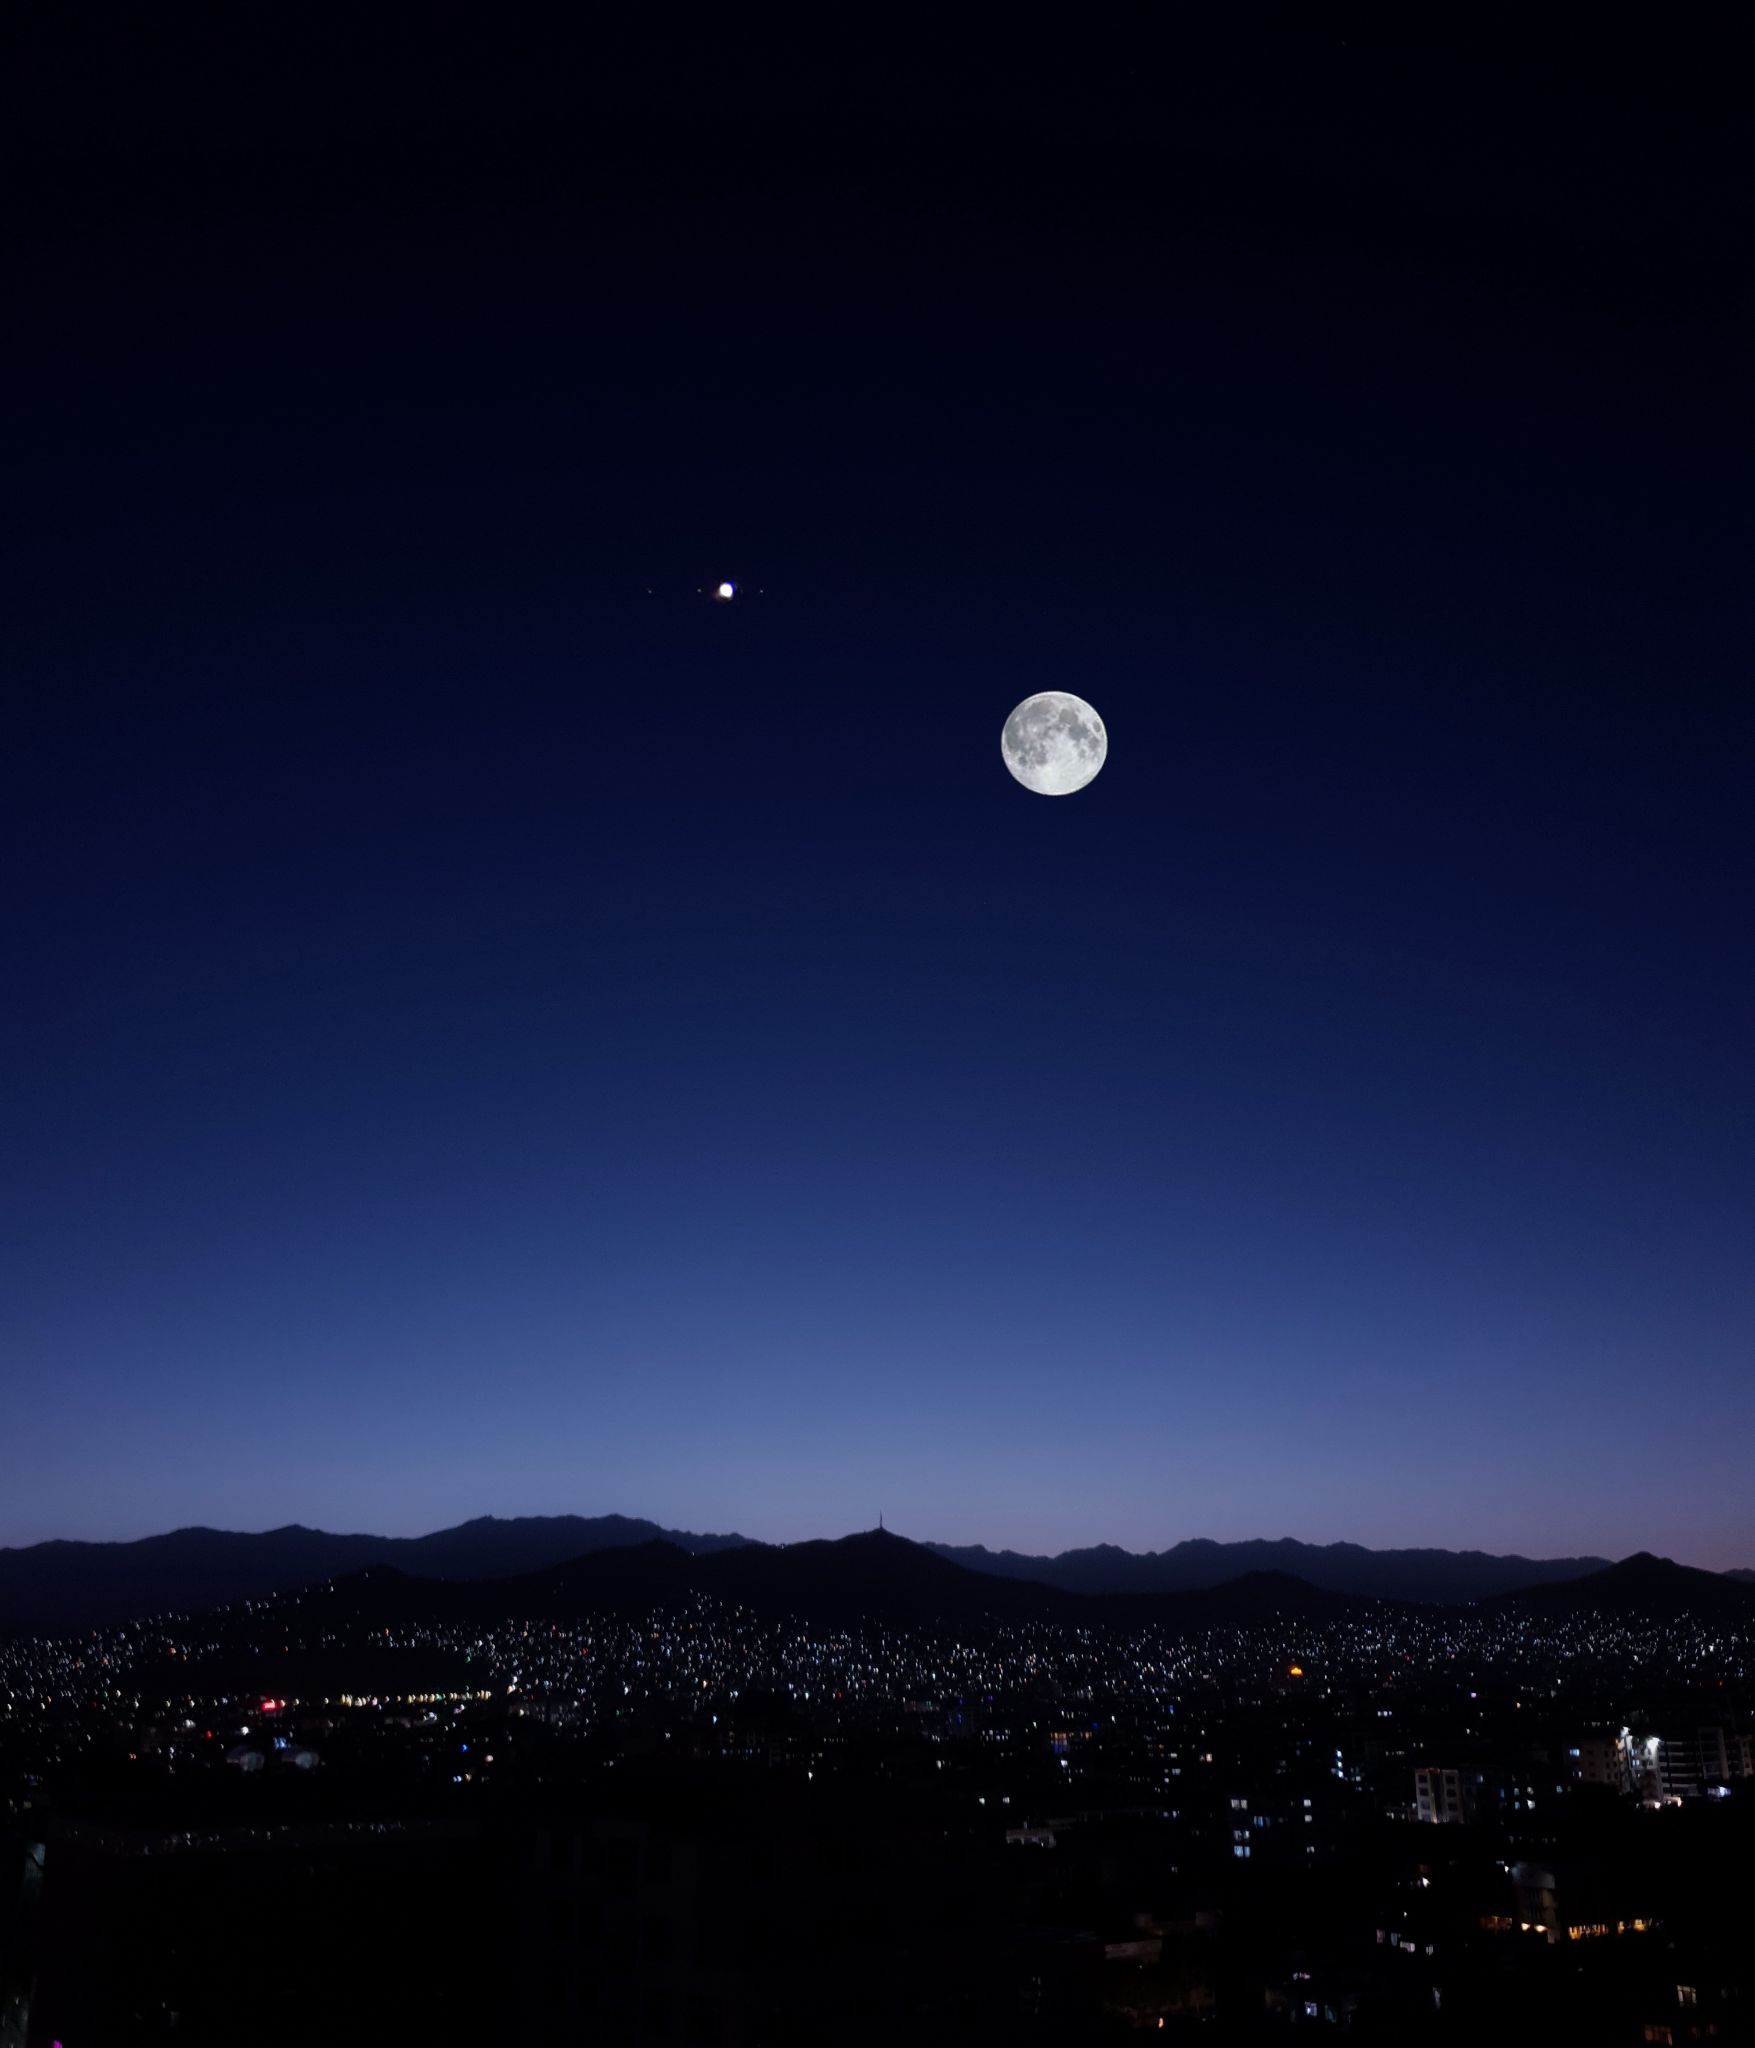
[1001,691,1108,796]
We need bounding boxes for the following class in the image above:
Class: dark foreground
[7,1769,1754,2044]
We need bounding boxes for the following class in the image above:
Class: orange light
[1289,1665,1304,1678]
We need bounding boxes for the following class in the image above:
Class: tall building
[1413,1768,1467,1825]
[1606,1725,1752,1803]
[1573,1734,1631,1792]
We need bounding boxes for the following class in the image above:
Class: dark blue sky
[5,22,1750,1561]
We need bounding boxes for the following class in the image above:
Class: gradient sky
[5,23,1750,1563]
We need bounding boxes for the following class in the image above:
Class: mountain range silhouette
[2,1514,1749,1634]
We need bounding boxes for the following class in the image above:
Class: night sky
[5,21,1750,1564]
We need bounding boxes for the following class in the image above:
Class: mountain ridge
[919,1533,1617,1604]
[0,1514,752,1635]
[296,1533,1367,1635]
[1480,1549,1755,1621]
[1,1514,1743,1635]
[220,1537,1755,1650]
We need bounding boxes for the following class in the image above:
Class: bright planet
[1001,691,1108,796]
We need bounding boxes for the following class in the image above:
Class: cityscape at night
[3,1533,1753,2038]
[5,10,1749,2044]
